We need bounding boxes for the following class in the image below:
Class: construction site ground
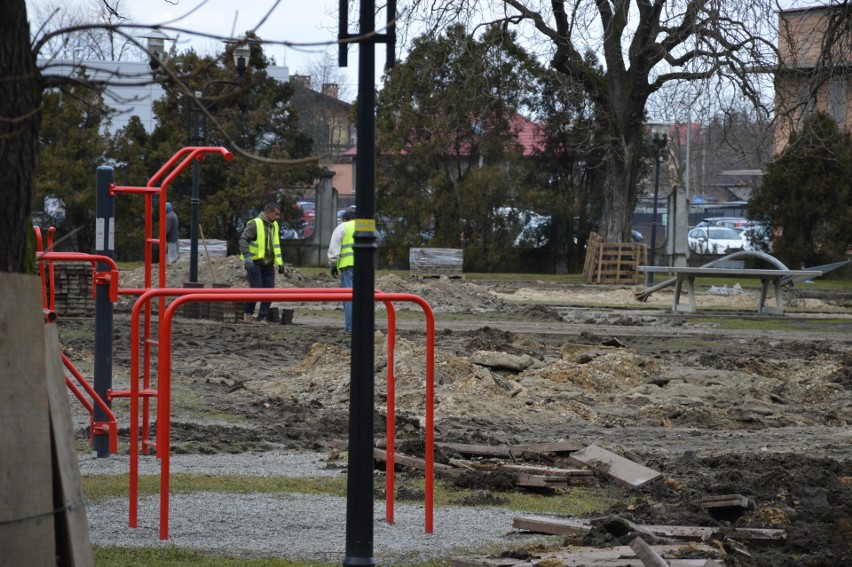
[62,256,852,565]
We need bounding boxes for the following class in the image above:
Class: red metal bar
[46,228,57,310]
[110,184,160,195]
[61,353,118,454]
[127,287,434,540]
[385,301,396,525]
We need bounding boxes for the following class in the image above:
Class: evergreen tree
[748,112,852,268]
[375,24,543,271]
[148,43,319,254]
[108,115,150,261]
[33,74,110,253]
[526,58,607,273]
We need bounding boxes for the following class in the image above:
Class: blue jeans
[340,266,353,331]
[245,262,275,319]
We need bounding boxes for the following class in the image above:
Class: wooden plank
[511,441,585,454]
[44,324,94,565]
[512,514,592,536]
[513,514,784,546]
[501,464,593,479]
[701,494,751,510]
[372,448,461,479]
[0,273,56,566]
[436,440,584,457]
[629,536,671,567]
[435,441,512,458]
[642,524,786,544]
[516,474,582,488]
[570,444,661,488]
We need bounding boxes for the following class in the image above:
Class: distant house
[290,76,356,163]
[775,5,852,154]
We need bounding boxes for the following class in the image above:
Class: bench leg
[673,276,696,313]
[758,278,784,314]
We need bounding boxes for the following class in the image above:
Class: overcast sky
[27,0,832,104]
[28,0,386,101]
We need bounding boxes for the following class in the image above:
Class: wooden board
[435,440,584,458]
[702,494,751,510]
[372,448,461,479]
[45,324,94,565]
[512,514,592,536]
[0,273,56,565]
[512,513,785,545]
[570,444,661,488]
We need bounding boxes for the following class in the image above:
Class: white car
[687,226,746,254]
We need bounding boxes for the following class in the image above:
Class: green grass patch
[81,474,348,503]
[83,473,630,517]
[94,546,339,566]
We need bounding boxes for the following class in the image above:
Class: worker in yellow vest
[327,209,355,332]
[239,203,283,324]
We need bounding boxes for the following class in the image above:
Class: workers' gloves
[330,266,339,278]
[278,265,285,275]
[244,257,253,271]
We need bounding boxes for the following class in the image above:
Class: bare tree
[4,0,342,271]
[29,0,141,61]
[402,0,780,242]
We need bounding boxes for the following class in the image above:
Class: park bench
[637,265,821,314]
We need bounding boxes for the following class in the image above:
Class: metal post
[93,166,115,458]
[649,148,661,286]
[189,101,201,283]
[344,0,378,563]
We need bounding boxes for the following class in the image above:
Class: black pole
[93,166,115,458]
[189,102,201,283]
[344,0,378,564]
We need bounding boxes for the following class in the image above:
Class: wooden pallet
[409,248,464,279]
[583,232,647,285]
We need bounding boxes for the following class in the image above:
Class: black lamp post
[147,34,250,283]
[647,123,669,286]
[185,40,250,283]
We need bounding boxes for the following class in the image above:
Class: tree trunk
[0,0,40,273]
[600,135,642,243]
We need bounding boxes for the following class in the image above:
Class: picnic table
[637,266,822,314]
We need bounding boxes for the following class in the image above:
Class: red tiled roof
[346,112,546,158]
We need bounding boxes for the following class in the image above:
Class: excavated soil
[62,256,852,565]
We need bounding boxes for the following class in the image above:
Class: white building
[39,58,289,133]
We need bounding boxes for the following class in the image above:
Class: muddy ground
[62,256,852,565]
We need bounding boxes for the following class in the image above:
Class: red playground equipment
[38,147,437,543]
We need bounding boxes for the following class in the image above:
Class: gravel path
[80,451,556,564]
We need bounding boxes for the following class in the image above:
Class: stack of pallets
[583,232,647,285]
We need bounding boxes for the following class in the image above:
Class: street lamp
[647,121,669,286]
[143,30,170,71]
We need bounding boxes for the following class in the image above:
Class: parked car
[296,200,315,223]
[695,217,748,232]
[687,226,746,254]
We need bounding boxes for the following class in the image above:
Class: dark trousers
[245,262,275,319]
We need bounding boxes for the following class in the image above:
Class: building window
[829,76,847,127]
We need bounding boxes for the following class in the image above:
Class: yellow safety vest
[245,217,282,266]
[337,220,355,270]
